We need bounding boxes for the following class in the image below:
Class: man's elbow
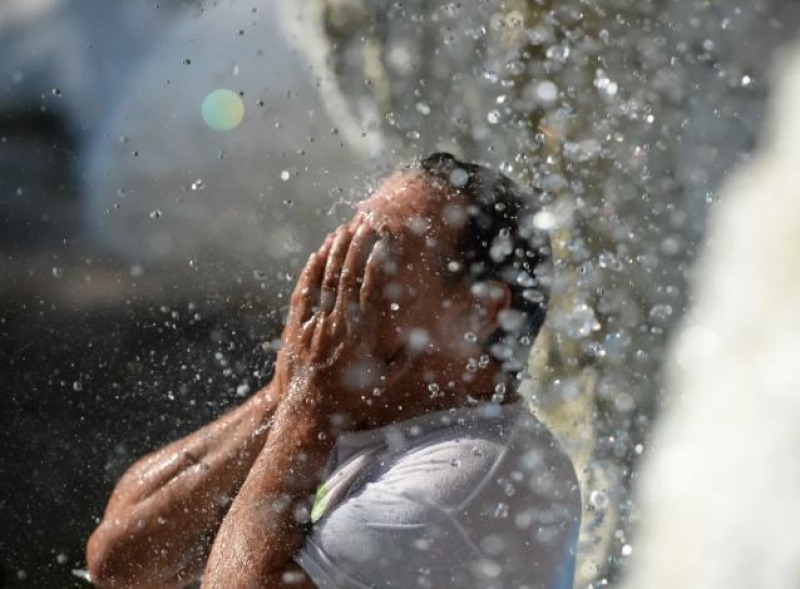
[87,524,135,588]
[86,524,171,589]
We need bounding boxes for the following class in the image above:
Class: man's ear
[468,280,512,342]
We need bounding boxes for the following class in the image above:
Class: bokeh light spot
[201,88,245,131]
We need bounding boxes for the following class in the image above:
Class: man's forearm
[202,392,335,588]
[87,384,280,588]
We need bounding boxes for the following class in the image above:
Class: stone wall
[621,43,800,589]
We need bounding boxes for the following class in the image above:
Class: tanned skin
[86,170,513,588]
[85,385,282,587]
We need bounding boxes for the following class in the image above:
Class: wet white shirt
[295,401,581,589]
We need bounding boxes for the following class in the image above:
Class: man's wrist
[282,372,369,435]
[201,382,338,588]
[273,379,339,440]
[253,391,338,501]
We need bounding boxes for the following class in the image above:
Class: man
[86,153,581,588]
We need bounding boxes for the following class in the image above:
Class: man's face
[347,170,485,384]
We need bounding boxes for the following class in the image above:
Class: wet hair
[419,152,553,375]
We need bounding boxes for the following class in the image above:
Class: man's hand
[204,213,476,587]
[273,216,418,430]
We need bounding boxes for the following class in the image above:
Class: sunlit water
[3,0,800,586]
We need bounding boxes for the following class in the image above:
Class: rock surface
[622,43,800,589]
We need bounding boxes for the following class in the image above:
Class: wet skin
[86,170,513,589]
[347,170,512,405]
[265,168,514,431]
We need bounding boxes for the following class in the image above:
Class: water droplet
[486,110,501,124]
[414,537,432,551]
[280,170,290,181]
[428,383,441,398]
[464,331,478,343]
[55,553,68,564]
[660,236,681,256]
[408,328,431,351]
[558,303,600,338]
[493,503,509,518]
[532,210,556,230]
[52,267,63,278]
[317,431,327,440]
[72,381,83,392]
[447,260,463,273]
[499,310,524,332]
[450,458,461,468]
[564,138,602,162]
[415,102,431,115]
[190,179,205,191]
[447,169,469,190]
[150,209,162,219]
[535,80,558,103]
[614,392,636,413]
[649,303,673,323]
[589,489,609,510]
[51,88,62,97]
[545,43,570,62]
[621,544,633,557]
[236,383,250,397]
[390,303,400,312]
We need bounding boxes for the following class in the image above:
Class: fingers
[360,237,389,322]
[295,216,384,342]
[321,227,354,314]
[290,254,325,325]
[319,232,335,258]
[335,221,378,324]
[290,232,336,323]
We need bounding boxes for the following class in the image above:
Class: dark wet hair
[419,152,553,375]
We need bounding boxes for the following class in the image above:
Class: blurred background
[2,0,799,587]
